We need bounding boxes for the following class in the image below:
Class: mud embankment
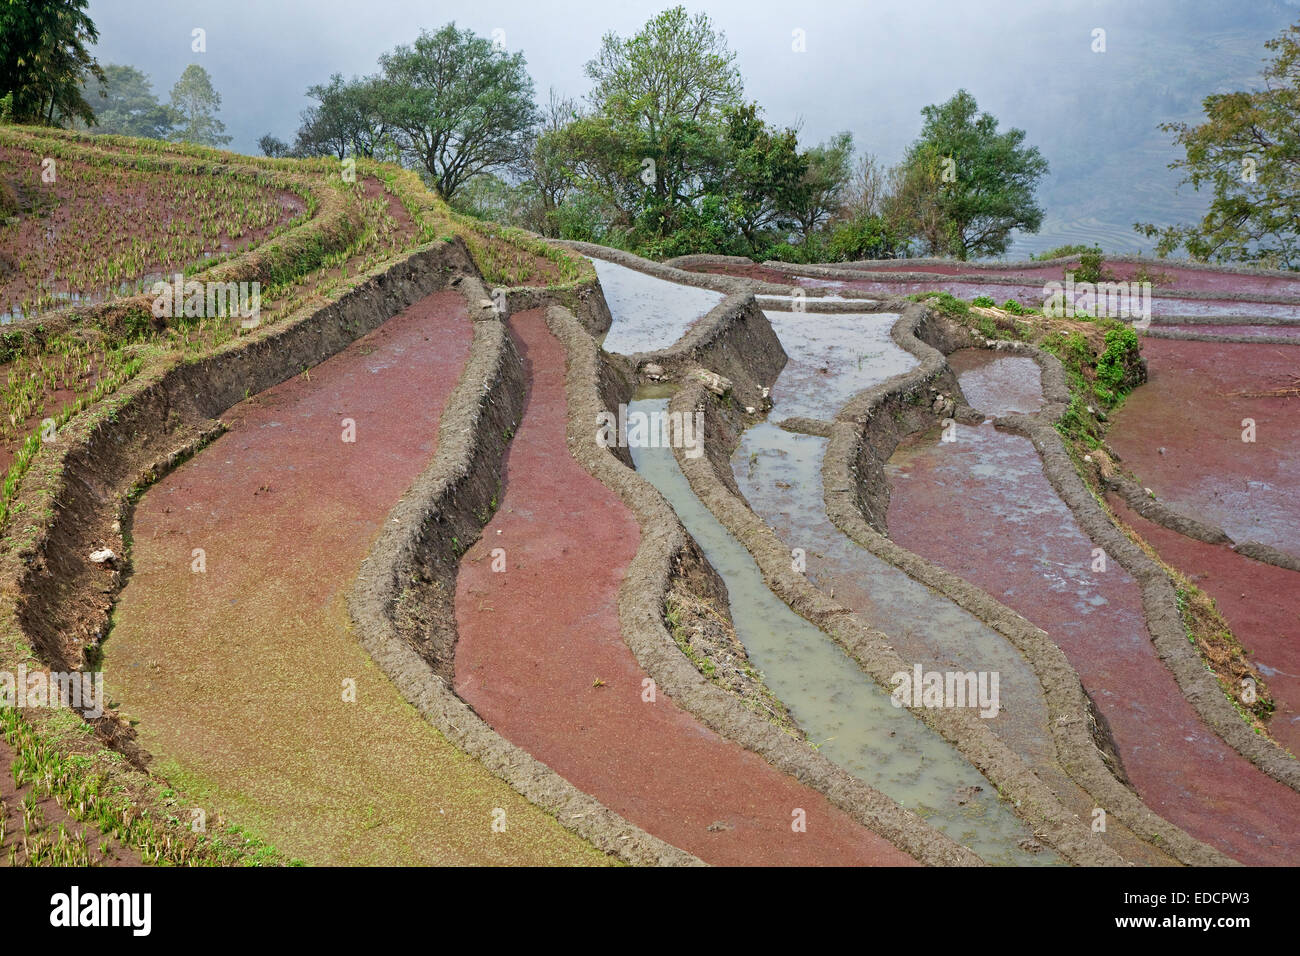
[347,292,689,866]
[531,302,978,866]
[4,241,473,745]
[821,308,1230,866]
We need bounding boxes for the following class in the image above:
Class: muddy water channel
[630,396,1056,865]
[885,349,1300,865]
[737,325,1072,797]
[590,257,723,354]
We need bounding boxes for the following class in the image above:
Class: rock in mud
[693,368,733,397]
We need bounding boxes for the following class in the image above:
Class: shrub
[971,295,996,308]
[825,215,906,262]
[909,290,970,319]
[1094,325,1142,406]
[1033,243,1094,261]
[1068,244,1105,284]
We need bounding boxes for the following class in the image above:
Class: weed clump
[0,178,17,219]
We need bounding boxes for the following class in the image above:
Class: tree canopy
[896,90,1048,260]
[1136,22,1300,268]
[168,64,231,146]
[85,64,175,139]
[0,0,103,126]
[378,24,538,198]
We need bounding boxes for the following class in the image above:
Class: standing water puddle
[736,324,1088,854]
[630,397,1056,864]
[762,311,910,420]
[947,350,1043,416]
[591,258,723,354]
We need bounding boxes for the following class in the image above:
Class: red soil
[453,309,917,866]
[692,259,1300,297]
[104,292,607,864]
[1107,494,1300,755]
[886,423,1300,865]
[686,263,1300,317]
[1108,339,1300,554]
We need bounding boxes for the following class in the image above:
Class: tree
[896,90,1048,259]
[579,6,744,239]
[1136,22,1300,268]
[841,152,889,221]
[791,131,854,238]
[258,134,291,158]
[378,24,538,199]
[295,74,397,160]
[84,64,174,139]
[716,103,806,246]
[168,64,230,146]
[524,89,582,236]
[0,0,103,126]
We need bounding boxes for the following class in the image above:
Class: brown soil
[102,290,606,865]
[0,737,140,866]
[453,309,918,866]
[0,142,305,310]
[466,231,566,288]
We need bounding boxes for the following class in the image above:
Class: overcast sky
[86,0,1298,255]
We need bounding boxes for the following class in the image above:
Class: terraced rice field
[2,128,1297,870]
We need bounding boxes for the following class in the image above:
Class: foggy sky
[85,0,1299,255]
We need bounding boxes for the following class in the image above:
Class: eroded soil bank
[453,309,916,866]
[1108,339,1300,555]
[884,353,1300,865]
[104,290,607,866]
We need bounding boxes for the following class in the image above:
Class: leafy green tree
[84,64,174,139]
[1136,23,1300,268]
[378,24,538,199]
[579,6,743,240]
[168,64,231,146]
[717,103,807,247]
[897,90,1048,259]
[295,73,397,160]
[258,134,291,158]
[0,0,103,126]
[791,131,854,238]
[524,89,582,236]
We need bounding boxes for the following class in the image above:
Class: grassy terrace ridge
[910,290,1279,736]
[0,129,597,866]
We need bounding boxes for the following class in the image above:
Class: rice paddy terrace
[0,129,1295,866]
